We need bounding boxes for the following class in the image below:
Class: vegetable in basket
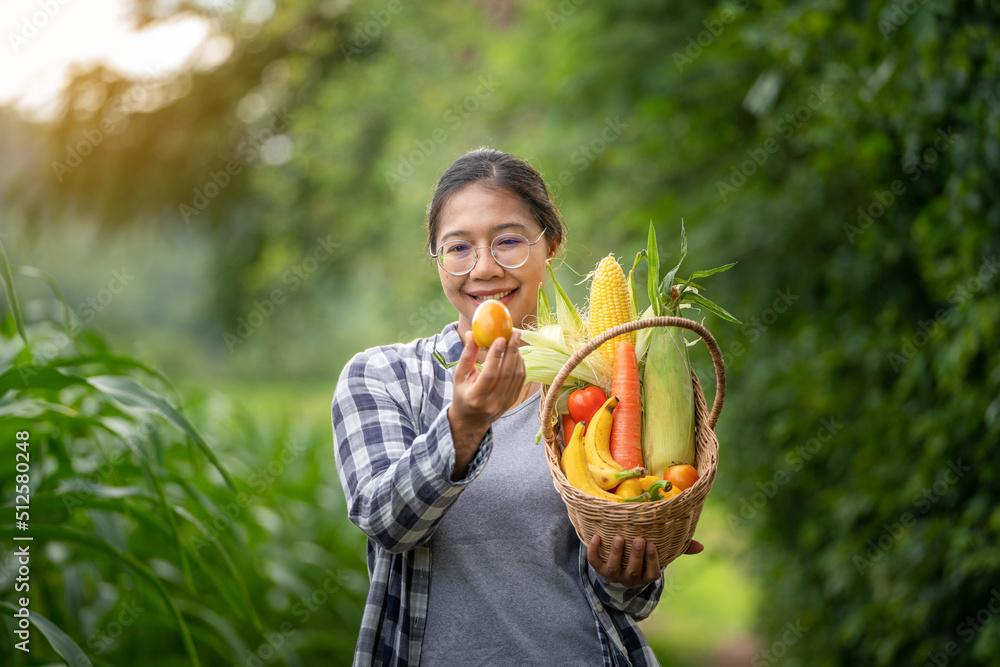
[640,222,740,477]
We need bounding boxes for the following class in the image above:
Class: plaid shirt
[332,322,664,667]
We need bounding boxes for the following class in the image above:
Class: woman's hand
[448,329,525,480]
[587,534,704,588]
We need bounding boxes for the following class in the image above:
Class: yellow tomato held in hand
[472,300,513,348]
[665,464,699,491]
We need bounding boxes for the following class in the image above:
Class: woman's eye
[446,243,470,254]
[495,237,522,248]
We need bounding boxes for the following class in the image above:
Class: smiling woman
[332,147,702,667]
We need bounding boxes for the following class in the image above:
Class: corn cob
[642,326,695,476]
[589,255,635,366]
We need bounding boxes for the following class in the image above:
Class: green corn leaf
[14,264,74,333]
[536,281,554,327]
[689,262,738,279]
[661,220,688,296]
[0,364,85,394]
[0,241,28,346]
[0,523,201,667]
[685,291,742,324]
[0,396,79,419]
[87,375,236,491]
[646,222,660,316]
[54,353,173,385]
[147,455,196,593]
[172,504,263,631]
[0,602,93,667]
[629,249,644,320]
[546,261,584,334]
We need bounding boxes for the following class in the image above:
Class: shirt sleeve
[332,347,492,554]
[586,561,664,621]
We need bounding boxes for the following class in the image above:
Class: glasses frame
[430,230,547,276]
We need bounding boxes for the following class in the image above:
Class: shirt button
[595,602,604,613]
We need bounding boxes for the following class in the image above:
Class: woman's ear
[546,237,559,260]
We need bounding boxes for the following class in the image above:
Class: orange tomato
[471,300,513,348]
[665,464,699,491]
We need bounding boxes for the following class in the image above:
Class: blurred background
[1,0,998,665]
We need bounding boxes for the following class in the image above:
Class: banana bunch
[561,396,645,501]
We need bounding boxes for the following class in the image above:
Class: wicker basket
[538,316,726,569]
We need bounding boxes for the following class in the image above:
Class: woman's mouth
[470,288,517,302]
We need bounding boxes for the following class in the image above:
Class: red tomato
[665,464,700,491]
[471,300,513,348]
[567,386,608,424]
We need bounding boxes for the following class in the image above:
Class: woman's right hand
[448,329,525,480]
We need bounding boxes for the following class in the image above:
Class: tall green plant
[1,243,369,665]
[0,247,256,665]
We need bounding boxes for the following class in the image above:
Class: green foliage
[0,259,366,665]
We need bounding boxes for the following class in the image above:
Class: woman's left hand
[587,534,704,588]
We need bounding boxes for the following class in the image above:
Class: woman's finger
[453,330,481,382]
[494,331,525,400]
[473,335,507,391]
[623,537,646,581]
[643,539,659,581]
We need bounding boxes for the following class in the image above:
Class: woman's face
[434,183,558,341]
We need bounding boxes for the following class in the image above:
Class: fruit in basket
[665,464,699,491]
[567,385,607,425]
[585,396,622,471]
[563,420,622,502]
[590,463,646,491]
[589,255,636,366]
[609,341,643,470]
[471,300,513,348]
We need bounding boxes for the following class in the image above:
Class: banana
[563,420,622,502]
[585,396,622,472]
[589,463,647,491]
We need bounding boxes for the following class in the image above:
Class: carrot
[561,413,577,451]
[609,341,643,469]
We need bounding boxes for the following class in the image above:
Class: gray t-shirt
[422,390,604,666]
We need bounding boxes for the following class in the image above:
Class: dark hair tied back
[426,148,565,254]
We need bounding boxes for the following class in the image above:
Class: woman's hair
[426,147,565,254]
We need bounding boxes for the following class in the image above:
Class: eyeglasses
[431,230,546,276]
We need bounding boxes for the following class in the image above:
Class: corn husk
[641,325,695,475]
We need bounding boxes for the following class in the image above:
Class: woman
[332,148,701,666]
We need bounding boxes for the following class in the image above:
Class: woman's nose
[469,247,505,279]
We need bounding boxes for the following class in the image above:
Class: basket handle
[539,316,727,444]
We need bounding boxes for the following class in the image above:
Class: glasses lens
[439,241,476,275]
[491,233,530,269]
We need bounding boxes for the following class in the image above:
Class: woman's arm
[333,331,525,553]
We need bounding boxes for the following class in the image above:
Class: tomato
[567,386,608,424]
[665,464,699,491]
[471,300,513,348]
